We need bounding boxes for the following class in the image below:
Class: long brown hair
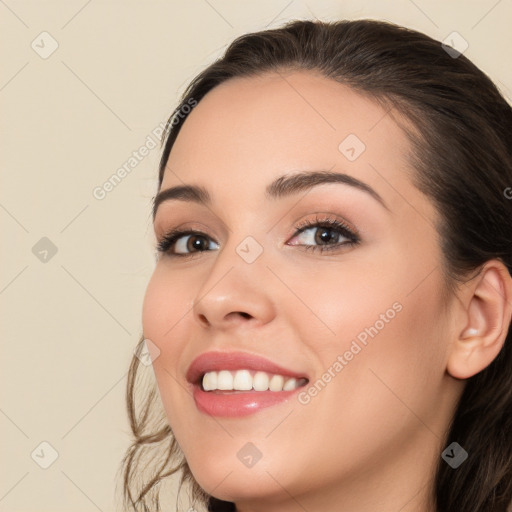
[121,19,512,512]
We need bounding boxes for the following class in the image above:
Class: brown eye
[291,224,351,247]
[171,233,217,255]
[157,230,219,256]
[288,216,360,254]
[314,226,343,245]
[290,221,359,251]
[183,234,210,253]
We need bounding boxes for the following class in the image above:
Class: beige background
[1,1,511,511]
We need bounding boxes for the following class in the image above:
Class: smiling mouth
[200,369,309,392]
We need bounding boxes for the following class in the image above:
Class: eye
[155,214,360,258]
[156,230,219,257]
[287,215,360,253]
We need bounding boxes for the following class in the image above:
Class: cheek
[142,269,166,338]
[310,243,445,362]
[284,252,405,357]
[141,267,193,411]
[321,268,448,430]
[142,264,192,344]
[141,264,205,424]
[286,274,448,484]
[294,250,448,419]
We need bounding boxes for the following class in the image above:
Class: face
[143,70,463,508]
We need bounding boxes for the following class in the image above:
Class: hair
[120,18,512,512]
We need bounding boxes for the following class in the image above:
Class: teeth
[283,378,297,391]
[269,374,284,391]
[253,371,269,391]
[233,369,253,390]
[201,369,306,392]
[202,371,218,391]
[217,370,233,390]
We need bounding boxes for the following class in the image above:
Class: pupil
[317,228,335,244]
[190,235,206,251]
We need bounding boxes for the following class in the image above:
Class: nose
[192,243,276,330]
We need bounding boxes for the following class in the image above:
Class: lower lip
[192,385,303,417]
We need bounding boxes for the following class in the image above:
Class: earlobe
[446,261,512,380]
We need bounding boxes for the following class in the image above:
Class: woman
[121,19,512,512]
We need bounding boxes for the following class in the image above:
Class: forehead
[161,70,416,208]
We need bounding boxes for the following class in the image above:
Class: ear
[447,260,512,380]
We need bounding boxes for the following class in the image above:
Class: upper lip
[186,351,310,385]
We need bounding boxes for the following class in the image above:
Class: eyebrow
[152,170,388,220]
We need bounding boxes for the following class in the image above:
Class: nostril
[198,313,210,325]
[238,312,251,319]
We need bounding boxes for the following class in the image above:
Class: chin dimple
[201,369,307,392]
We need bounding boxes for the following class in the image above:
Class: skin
[142,70,511,512]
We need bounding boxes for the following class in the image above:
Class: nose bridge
[192,229,274,327]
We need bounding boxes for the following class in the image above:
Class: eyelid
[155,220,215,240]
[290,213,359,239]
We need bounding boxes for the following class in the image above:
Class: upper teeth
[202,370,306,392]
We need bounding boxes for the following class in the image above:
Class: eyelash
[156,215,360,258]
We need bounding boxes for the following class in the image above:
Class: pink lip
[186,351,309,417]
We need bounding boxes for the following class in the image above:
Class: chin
[184,447,292,503]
